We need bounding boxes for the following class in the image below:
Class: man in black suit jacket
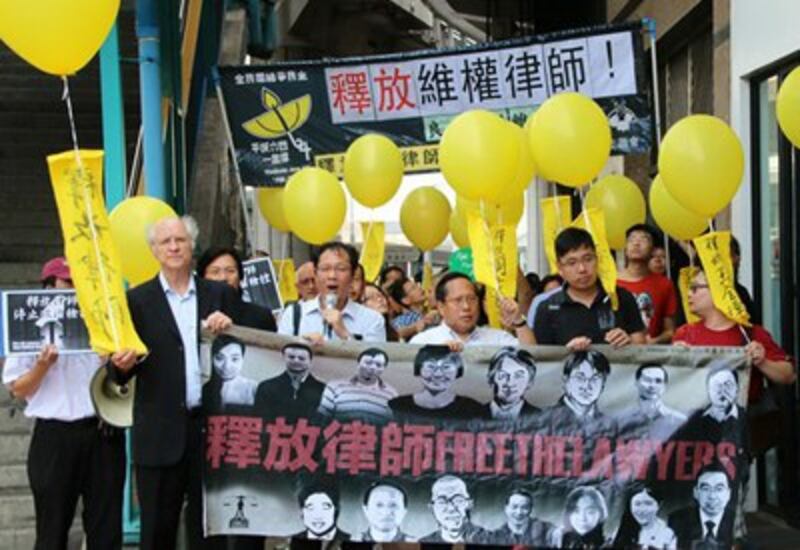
[254,342,325,422]
[668,463,736,549]
[111,217,239,550]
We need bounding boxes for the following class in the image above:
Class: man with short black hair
[278,242,385,343]
[491,488,557,546]
[617,362,686,440]
[292,482,350,544]
[668,463,736,548]
[360,481,411,542]
[484,347,540,420]
[617,224,679,344]
[533,227,645,350]
[255,342,325,422]
[411,272,534,349]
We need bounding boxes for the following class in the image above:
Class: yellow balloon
[457,194,524,227]
[658,115,744,217]
[511,124,537,195]
[449,210,470,249]
[439,110,520,203]
[343,134,404,208]
[528,92,611,187]
[585,175,646,250]
[400,187,451,251]
[0,0,120,76]
[777,66,800,149]
[256,187,290,232]
[283,167,346,244]
[109,197,177,286]
[649,175,707,241]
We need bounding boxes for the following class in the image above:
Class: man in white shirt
[278,242,385,343]
[2,257,126,549]
[410,272,533,349]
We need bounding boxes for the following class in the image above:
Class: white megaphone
[90,366,135,428]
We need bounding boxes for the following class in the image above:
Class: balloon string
[708,219,716,233]
[578,186,592,233]
[663,230,672,281]
[61,76,122,351]
[281,232,288,261]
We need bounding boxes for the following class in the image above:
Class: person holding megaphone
[2,257,126,549]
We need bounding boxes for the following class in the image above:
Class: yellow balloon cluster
[283,168,346,244]
[439,110,520,203]
[528,93,611,188]
[343,134,404,208]
[0,0,120,76]
[400,187,451,251]
[777,66,800,149]
[109,197,177,286]
[256,187,291,232]
[658,115,744,217]
[648,175,707,241]
[585,175,646,250]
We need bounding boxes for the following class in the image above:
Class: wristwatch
[513,317,527,328]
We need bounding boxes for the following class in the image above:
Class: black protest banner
[218,21,652,186]
[241,257,283,314]
[2,289,91,355]
[202,329,748,548]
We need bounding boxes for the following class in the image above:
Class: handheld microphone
[323,292,337,339]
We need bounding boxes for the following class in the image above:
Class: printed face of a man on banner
[283,345,313,377]
[430,476,472,535]
[693,470,731,518]
[420,355,461,395]
[356,350,388,385]
[505,492,533,532]
[492,358,533,407]
[636,365,667,402]
[564,360,605,408]
[363,484,407,537]
[301,491,336,537]
[707,370,738,414]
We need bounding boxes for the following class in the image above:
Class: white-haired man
[111,216,240,549]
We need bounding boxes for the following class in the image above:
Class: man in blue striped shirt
[317,348,397,424]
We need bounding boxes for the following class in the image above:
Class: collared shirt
[490,399,525,420]
[159,273,201,408]
[563,394,600,420]
[699,510,725,538]
[533,284,644,345]
[409,322,518,346]
[277,297,386,342]
[2,352,101,421]
[317,376,398,423]
[526,287,560,327]
[703,404,739,422]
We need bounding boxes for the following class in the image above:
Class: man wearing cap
[110,216,240,549]
[2,257,126,549]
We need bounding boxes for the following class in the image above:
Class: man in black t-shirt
[533,227,645,350]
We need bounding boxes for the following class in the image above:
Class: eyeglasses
[431,495,470,508]
[421,361,457,373]
[569,373,604,386]
[559,254,597,269]
[688,283,709,292]
[445,295,479,307]
[317,264,351,275]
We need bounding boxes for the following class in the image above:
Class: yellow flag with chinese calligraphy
[421,260,433,293]
[540,196,572,274]
[571,207,618,310]
[693,231,751,326]
[47,150,147,356]
[274,259,299,303]
[359,221,385,283]
[467,213,518,298]
[678,266,701,324]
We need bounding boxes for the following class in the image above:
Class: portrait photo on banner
[201,328,748,548]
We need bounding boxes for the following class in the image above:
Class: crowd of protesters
[1,214,795,550]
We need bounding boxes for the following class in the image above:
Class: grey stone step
[0,492,35,529]
[0,433,30,465]
[0,465,28,492]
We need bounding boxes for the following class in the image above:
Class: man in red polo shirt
[618,224,678,344]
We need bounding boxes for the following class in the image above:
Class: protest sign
[241,257,283,314]
[202,328,748,548]
[2,289,91,356]
[219,22,652,186]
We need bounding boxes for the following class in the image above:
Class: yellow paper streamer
[693,231,751,326]
[274,259,299,303]
[540,196,572,274]
[47,150,147,356]
[359,221,385,283]
[485,286,503,329]
[571,207,619,310]
[421,260,433,293]
[678,266,701,324]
